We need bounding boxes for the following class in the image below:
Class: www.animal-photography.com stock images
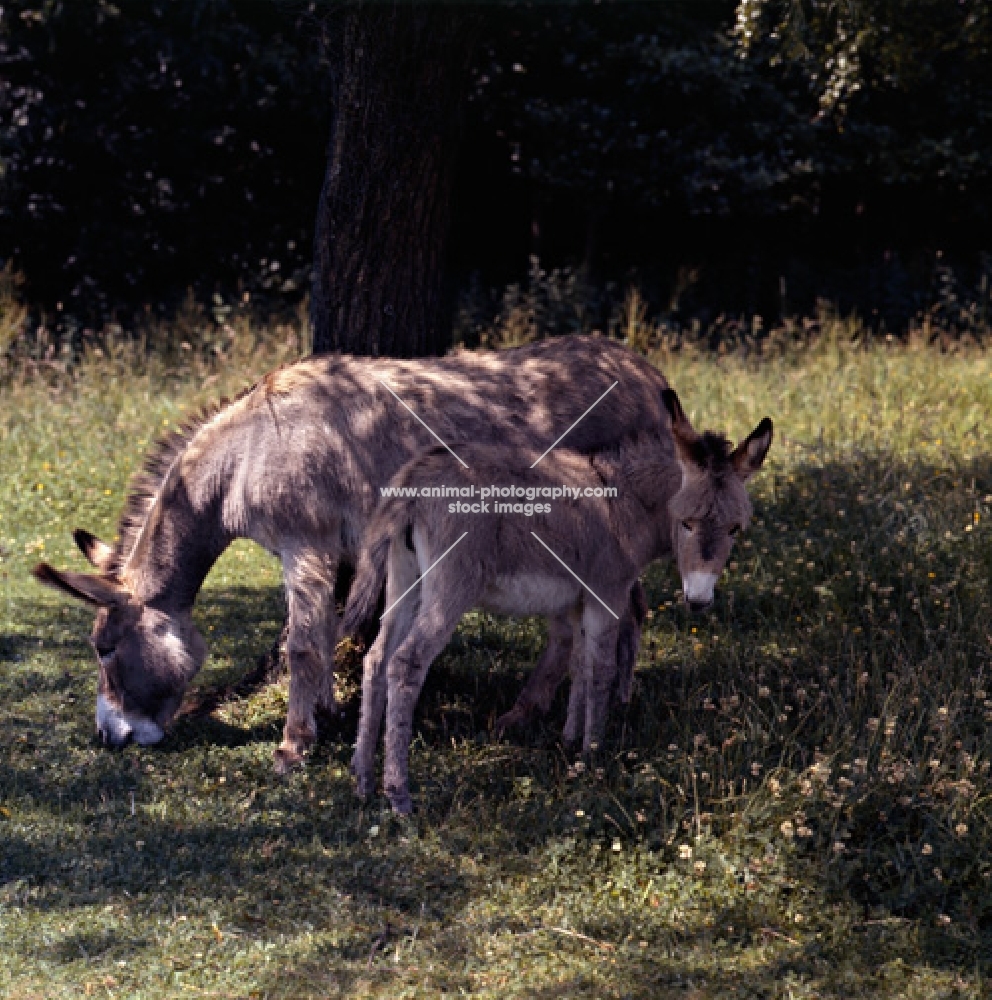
[2,3,992,998]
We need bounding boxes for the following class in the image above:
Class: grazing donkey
[341,389,773,814]
[32,336,669,770]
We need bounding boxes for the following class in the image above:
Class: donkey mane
[109,385,254,576]
[578,424,732,471]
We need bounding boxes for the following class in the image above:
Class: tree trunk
[310,4,478,357]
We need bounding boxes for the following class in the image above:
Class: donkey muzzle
[682,571,718,613]
[96,694,165,748]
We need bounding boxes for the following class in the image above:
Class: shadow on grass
[49,928,151,966]
[3,452,992,991]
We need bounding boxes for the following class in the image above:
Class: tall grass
[1,306,990,998]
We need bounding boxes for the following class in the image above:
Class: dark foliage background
[0,0,330,322]
[1,0,991,333]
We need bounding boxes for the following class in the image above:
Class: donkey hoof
[353,772,376,800]
[349,753,377,799]
[493,708,525,736]
[273,745,306,775]
[390,798,413,817]
[386,788,414,816]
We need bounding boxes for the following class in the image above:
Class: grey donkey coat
[341,389,773,813]
[33,336,670,768]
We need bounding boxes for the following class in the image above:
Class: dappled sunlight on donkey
[341,389,772,814]
[30,336,672,767]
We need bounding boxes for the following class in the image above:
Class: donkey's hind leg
[382,573,476,815]
[351,539,421,798]
[275,544,340,774]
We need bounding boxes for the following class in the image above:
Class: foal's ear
[661,388,688,429]
[732,417,774,481]
[73,529,115,572]
[662,388,703,468]
[32,563,130,607]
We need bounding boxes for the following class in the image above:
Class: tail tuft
[341,531,392,637]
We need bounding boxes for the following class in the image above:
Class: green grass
[2,319,992,998]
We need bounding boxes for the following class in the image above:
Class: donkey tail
[341,501,414,638]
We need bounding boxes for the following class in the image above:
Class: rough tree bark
[246,5,479,705]
[310,3,478,357]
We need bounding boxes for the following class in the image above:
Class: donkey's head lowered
[33,529,207,746]
[662,389,773,613]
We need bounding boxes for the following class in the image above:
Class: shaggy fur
[34,336,672,767]
[342,389,772,814]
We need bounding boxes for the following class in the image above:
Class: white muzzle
[96,694,165,747]
[683,571,718,608]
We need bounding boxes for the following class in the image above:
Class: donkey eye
[681,520,694,533]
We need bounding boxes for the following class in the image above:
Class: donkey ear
[662,388,703,468]
[32,563,130,607]
[732,417,773,481]
[73,529,115,572]
[661,388,687,428]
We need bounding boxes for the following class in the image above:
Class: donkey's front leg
[275,546,339,774]
[582,602,622,756]
[504,581,646,736]
[616,579,647,705]
[494,612,572,735]
[562,606,587,746]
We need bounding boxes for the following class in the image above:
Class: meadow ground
[1,314,991,998]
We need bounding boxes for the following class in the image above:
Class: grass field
[2,315,991,998]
